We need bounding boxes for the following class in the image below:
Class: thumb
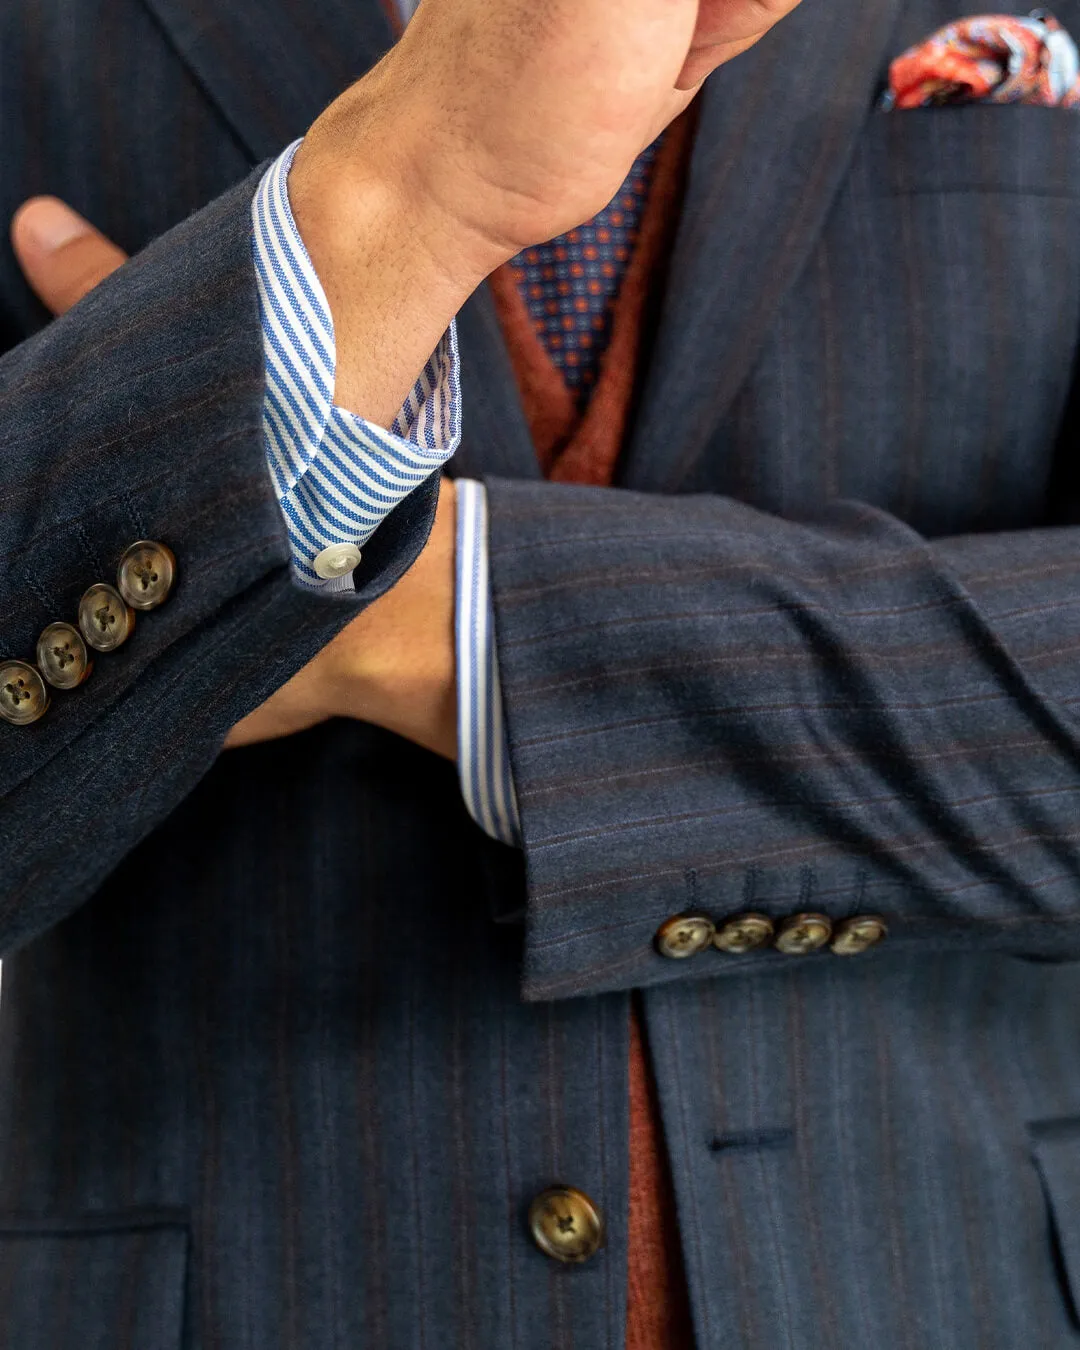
[11,197,128,316]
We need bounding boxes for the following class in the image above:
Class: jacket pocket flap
[1031,1118,1080,1325]
[0,1207,188,1350]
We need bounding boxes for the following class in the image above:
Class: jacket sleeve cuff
[0,168,439,949]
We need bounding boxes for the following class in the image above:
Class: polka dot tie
[510,137,663,406]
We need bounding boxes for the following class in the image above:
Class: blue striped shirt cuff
[455,480,521,847]
[251,139,461,591]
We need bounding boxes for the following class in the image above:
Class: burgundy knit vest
[488,107,699,1349]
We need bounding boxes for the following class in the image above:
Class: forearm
[317,476,459,761]
[262,0,780,428]
[286,67,504,428]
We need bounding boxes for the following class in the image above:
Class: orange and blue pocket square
[880,10,1080,108]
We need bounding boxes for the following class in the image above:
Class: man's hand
[8,198,127,314]
[10,199,458,760]
[225,476,457,759]
[287,0,803,421]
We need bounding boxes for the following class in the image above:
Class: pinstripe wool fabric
[6,0,1080,1348]
[0,1212,188,1349]
[483,103,702,1350]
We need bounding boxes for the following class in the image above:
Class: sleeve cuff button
[830,915,888,955]
[117,540,176,610]
[774,913,833,955]
[713,912,774,953]
[0,660,50,725]
[655,913,716,959]
[78,584,135,653]
[36,622,92,690]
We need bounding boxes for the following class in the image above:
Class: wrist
[317,478,458,760]
[336,650,457,762]
[287,71,507,422]
[290,99,503,300]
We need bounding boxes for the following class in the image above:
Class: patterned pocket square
[881,9,1080,108]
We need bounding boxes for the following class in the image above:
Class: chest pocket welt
[0,1208,187,1350]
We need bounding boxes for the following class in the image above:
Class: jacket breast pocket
[815,103,1080,535]
[0,1209,188,1350]
[1031,1118,1080,1329]
[859,101,1080,197]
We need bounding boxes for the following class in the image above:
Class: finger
[10,197,128,315]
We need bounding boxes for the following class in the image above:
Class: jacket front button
[0,660,50,725]
[713,912,774,953]
[116,540,176,611]
[36,622,92,690]
[774,912,833,955]
[78,584,135,653]
[528,1186,604,1263]
[831,915,888,955]
[655,912,715,958]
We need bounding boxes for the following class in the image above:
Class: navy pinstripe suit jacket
[5,0,1080,1344]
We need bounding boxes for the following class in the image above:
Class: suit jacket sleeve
[0,170,437,952]
[484,477,1080,1000]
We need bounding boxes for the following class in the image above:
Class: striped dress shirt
[251,140,520,844]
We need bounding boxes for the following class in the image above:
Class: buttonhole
[709,1127,793,1155]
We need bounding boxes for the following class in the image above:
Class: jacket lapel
[620,0,905,493]
[140,0,396,161]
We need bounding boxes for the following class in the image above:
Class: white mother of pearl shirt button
[313,542,362,580]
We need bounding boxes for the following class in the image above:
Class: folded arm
[482,479,1080,999]
[0,0,802,948]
